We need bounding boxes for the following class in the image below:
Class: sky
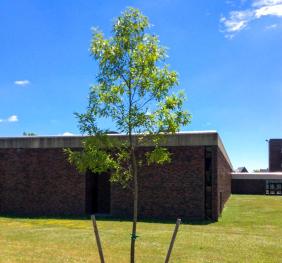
[0,0,281,171]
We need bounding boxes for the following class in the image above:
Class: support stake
[91,214,105,263]
[164,218,181,263]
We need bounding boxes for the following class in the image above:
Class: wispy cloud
[7,115,19,122]
[0,115,19,123]
[14,80,30,86]
[253,0,282,7]
[221,0,282,38]
[265,23,278,29]
[220,10,253,36]
[205,122,212,126]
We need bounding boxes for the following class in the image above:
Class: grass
[0,195,282,262]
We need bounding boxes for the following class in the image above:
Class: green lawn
[0,195,282,263]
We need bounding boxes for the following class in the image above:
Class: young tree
[23,132,37,136]
[66,7,191,263]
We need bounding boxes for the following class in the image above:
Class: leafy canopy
[66,7,191,186]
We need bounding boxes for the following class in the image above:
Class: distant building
[269,139,282,172]
[231,139,282,196]
[258,168,269,172]
[232,172,282,196]
[235,167,248,173]
[253,168,268,172]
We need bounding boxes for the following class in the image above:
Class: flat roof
[232,172,282,180]
[0,131,232,167]
[269,138,282,141]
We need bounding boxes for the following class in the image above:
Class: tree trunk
[130,147,138,263]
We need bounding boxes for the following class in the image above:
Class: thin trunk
[127,57,138,263]
[130,148,138,263]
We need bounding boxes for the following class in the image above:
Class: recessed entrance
[85,171,111,214]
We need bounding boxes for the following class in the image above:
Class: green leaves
[67,7,192,188]
[65,135,117,173]
[145,147,171,165]
[65,135,133,188]
[80,7,191,136]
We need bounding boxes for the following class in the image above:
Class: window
[266,180,282,195]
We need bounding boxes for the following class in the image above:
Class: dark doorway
[85,171,111,214]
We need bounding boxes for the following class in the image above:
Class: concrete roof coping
[0,131,232,168]
[0,130,218,139]
[232,172,282,180]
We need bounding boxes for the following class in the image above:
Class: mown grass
[0,195,282,262]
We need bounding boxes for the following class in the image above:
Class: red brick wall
[213,147,232,219]
[0,144,232,221]
[111,146,206,220]
[0,148,85,216]
[269,139,282,172]
[232,179,266,194]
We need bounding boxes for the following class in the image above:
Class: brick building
[269,139,282,172]
[0,131,232,221]
[231,138,282,196]
[232,172,282,195]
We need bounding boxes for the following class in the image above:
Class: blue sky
[0,0,281,171]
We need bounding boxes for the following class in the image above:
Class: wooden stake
[164,218,181,263]
[91,215,105,263]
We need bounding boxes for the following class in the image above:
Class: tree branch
[136,94,155,111]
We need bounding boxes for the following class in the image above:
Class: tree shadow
[0,213,215,225]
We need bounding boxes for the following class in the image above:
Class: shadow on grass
[0,213,215,225]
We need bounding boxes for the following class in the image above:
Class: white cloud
[265,23,278,28]
[0,115,19,123]
[253,0,282,7]
[221,10,253,32]
[221,0,282,37]
[255,4,282,17]
[14,80,30,86]
[7,115,19,122]
[62,132,75,136]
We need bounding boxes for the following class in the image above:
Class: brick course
[0,148,85,216]
[111,146,206,220]
[231,179,265,195]
[215,148,232,218]
[269,139,282,172]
